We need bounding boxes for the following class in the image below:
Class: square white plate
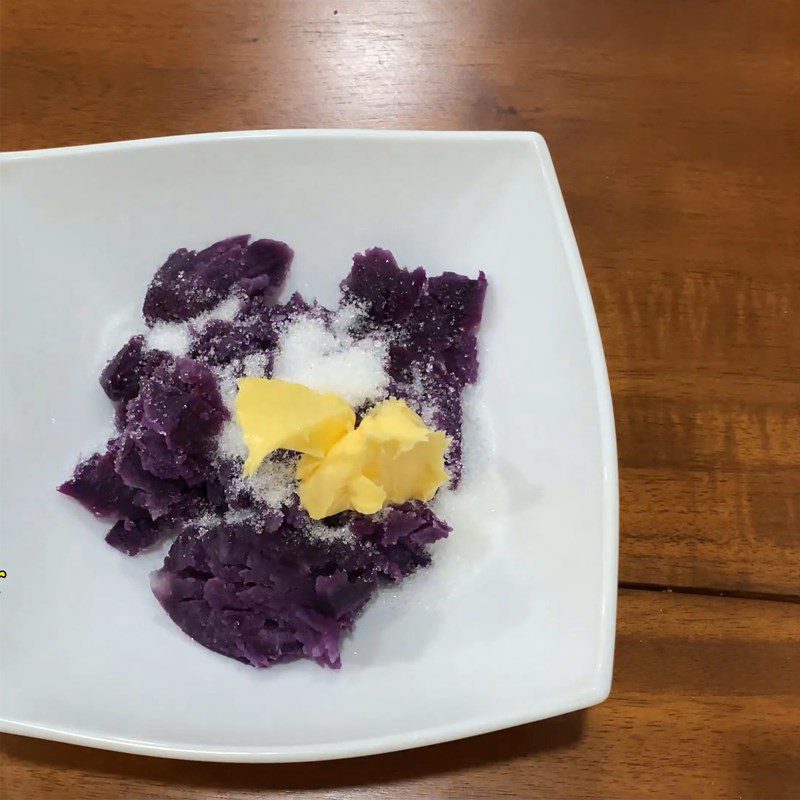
[0,130,617,762]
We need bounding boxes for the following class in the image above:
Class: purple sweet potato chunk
[151,518,375,668]
[65,356,228,555]
[350,502,451,579]
[142,242,235,325]
[122,357,228,486]
[189,319,253,367]
[58,449,138,518]
[190,292,310,366]
[408,271,487,385]
[424,271,488,338]
[59,443,180,555]
[315,572,375,620]
[239,238,293,296]
[339,255,487,482]
[143,236,293,325]
[151,502,448,668]
[111,436,186,518]
[340,248,425,323]
[100,336,172,402]
[440,335,480,385]
[99,336,145,401]
[105,516,163,556]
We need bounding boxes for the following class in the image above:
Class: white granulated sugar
[406,365,440,429]
[213,363,239,414]
[211,356,295,511]
[185,511,219,533]
[453,383,494,488]
[184,507,257,534]
[222,508,257,525]
[240,352,269,379]
[330,301,366,336]
[212,354,271,462]
[187,294,243,331]
[201,295,242,324]
[214,360,242,462]
[213,353,269,414]
[142,294,242,356]
[429,382,509,582]
[240,457,296,509]
[144,321,192,356]
[217,418,248,462]
[272,315,388,408]
[306,521,356,543]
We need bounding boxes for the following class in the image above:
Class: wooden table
[2,1,798,797]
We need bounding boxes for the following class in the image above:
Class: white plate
[0,130,617,762]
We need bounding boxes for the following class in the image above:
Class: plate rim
[0,129,618,761]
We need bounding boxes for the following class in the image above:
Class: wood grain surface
[2,590,799,799]
[1,0,799,797]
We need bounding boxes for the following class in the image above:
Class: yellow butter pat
[236,378,355,476]
[298,399,450,519]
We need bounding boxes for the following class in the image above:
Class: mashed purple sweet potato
[60,237,486,668]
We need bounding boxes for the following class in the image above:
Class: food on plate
[60,236,487,668]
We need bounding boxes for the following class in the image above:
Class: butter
[236,379,450,519]
[236,378,355,476]
[298,399,450,519]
